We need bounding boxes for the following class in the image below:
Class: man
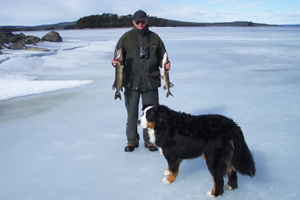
[112,10,171,152]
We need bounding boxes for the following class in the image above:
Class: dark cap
[133,10,148,20]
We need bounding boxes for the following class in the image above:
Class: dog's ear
[155,105,169,127]
[142,104,159,111]
[142,104,152,110]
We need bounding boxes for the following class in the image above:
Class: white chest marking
[148,128,156,144]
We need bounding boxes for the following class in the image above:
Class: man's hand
[112,58,119,67]
[165,62,171,71]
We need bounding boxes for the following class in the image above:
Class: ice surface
[0,27,300,199]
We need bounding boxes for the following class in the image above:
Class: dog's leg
[206,175,224,198]
[205,153,225,197]
[163,171,178,184]
[164,168,170,176]
[225,166,238,190]
[162,157,182,184]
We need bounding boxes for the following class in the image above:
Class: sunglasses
[135,20,146,25]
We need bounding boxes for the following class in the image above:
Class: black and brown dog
[137,105,255,198]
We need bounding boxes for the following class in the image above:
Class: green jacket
[116,25,166,91]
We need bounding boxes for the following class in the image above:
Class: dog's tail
[231,126,256,177]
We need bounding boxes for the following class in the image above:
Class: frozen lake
[0,26,300,199]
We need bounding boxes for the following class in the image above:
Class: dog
[137,105,255,198]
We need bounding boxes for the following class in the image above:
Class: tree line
[0,12,273,33]
[76,13,168,29]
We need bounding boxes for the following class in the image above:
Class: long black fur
[143,105,255,197]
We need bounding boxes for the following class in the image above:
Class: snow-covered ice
[0,27,300,199]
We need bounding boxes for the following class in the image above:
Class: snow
[1,26,300,199]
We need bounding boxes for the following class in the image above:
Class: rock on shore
[41,31,63,42]
[0,31,62,51]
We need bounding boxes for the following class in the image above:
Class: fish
[112,48,123,100]
[161,52,174,98]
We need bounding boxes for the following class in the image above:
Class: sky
[0,0,299,26]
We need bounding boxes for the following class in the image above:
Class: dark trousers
[124,88,159,145]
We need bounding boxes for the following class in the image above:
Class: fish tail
[115,92,122,100]
[166,91,174,98]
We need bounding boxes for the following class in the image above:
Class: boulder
[8,41,25,50]
[0,32,26,45]
[10,33,26,43]
[0,32,13,44]
[41,31,63,42]
[0,32,14,44]
[24,36,41,44]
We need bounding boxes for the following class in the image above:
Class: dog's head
[137,105,157,130]
[137,104,171,130]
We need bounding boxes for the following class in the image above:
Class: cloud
[272,11,300,24]
[264,9,275,13]
[208,0,262,9]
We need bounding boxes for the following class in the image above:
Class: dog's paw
[224,184,233,190]
[164,169,170,176]
[162,177,171,184]
[206,191,216,198]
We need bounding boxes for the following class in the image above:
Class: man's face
[133,19,148,30]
